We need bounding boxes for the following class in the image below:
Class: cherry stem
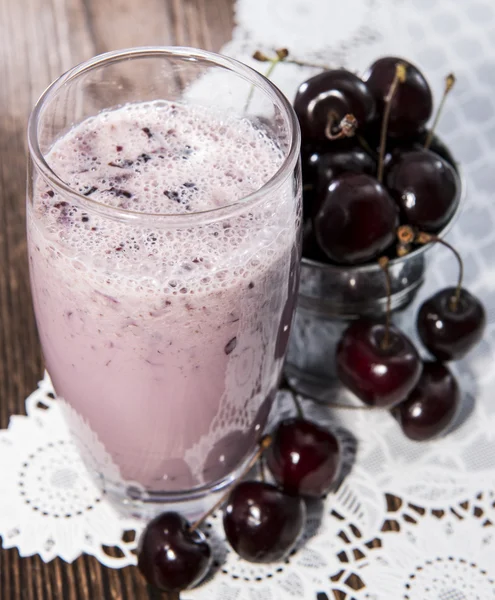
[282,378,387,411]
[258,455,266,483]
[253,49,332,71]
[416,231,464,312]
[424,73,456,150]
[324,111,338,140]
[285,57,333,70]
[325,113,358,141]
[245,49,289,113]
[377,62,407,183]
[325,401,384,410]
[396,243,411,258]
[357,134,378,159]
[289,390,305,419]
[189,435,272,532]
[378,256,392,349]
[264,57,282,80]
[396,225,415,246]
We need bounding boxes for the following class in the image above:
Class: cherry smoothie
[27,101,301,496]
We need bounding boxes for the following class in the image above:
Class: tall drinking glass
[27,47,301,518]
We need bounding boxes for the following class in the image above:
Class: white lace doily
[2,378,495,599]
[4,0,495,597]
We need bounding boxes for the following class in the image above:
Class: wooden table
[0,1,233,597]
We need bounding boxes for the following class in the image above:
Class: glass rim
[27,46,301,225]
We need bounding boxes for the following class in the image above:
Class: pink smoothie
[28,101,300,494]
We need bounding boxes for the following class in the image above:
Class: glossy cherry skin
[315,148,376,184]
[306,147,377,217]
[294,69,376,142]
[223,481,305,563]
[415,132,458,172]
[138,512,212,592]
[363,56,433,137]
[301,141,374,220]
[386,149,459,232]
[394,361,460,441]
[313,172,398,264]
[266,418,341,497]
[336,320,422,408]
[417,287,486,361]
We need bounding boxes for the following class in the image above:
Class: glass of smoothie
[27,47,302,518]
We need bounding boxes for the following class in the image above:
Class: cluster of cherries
[138,402,342,597]
[282,52,486,439]
[336,243,485,441]
[294,56,459,264]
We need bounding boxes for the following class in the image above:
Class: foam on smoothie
[32,101,290,300]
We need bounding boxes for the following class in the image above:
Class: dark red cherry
[415,132,458,172]
[301,141,371,219]
[336,320,422,408]
[363,56,433,137]
[294,69,375,142]
[138,512,212,592]
[386,149,459,232]
[417,287,486,361]
[223,481,305,563]
[266,418,341,497]
[313,172,398,264]
[308,147,377,217]
[394,361,460,441]
[315,148,377,184]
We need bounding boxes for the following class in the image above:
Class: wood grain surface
[0,1,234,597]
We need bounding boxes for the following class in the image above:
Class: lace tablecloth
[2,0,495,598]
